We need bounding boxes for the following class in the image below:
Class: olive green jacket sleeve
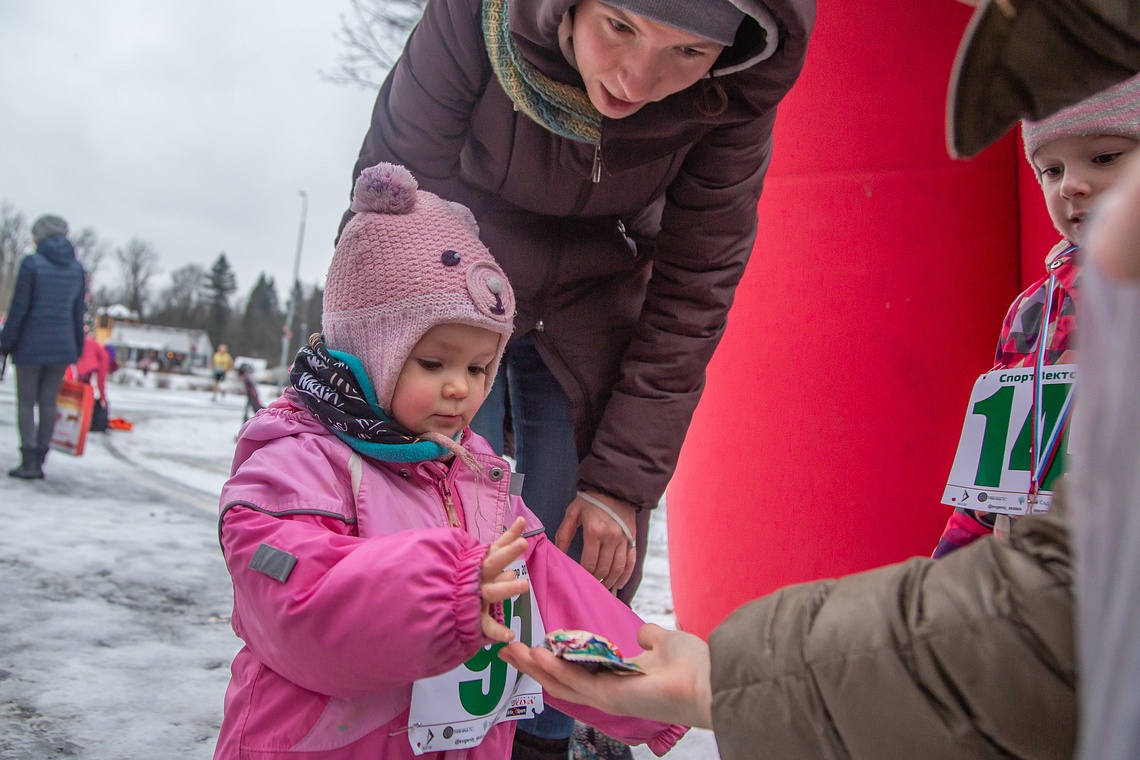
[709,505,1074,760]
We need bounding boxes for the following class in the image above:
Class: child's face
[1033,134,1139,244]
[390,323,501,439]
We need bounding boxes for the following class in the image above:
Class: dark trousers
[14,363,68,450]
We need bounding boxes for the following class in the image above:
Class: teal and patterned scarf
[290,334,474,467]
[482,0,602,144]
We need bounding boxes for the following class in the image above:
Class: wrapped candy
[542,629,645,674]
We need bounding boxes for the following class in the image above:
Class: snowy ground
[0,373,718,759]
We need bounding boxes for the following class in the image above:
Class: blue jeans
[470,335,578,741]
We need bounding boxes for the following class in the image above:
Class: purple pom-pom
[350,163,418,214]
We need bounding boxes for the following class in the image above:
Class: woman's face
[570,0,726,119]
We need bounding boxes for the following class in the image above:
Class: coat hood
[36,235,77,267]
[508,0,813,79]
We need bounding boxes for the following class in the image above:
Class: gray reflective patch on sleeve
[249,543,297,583]
[509,472,525,496]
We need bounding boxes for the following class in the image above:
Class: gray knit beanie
[31,214,68,243]
[1021,72,1140,166]
[604,0,746,47]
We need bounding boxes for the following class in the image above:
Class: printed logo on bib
[407,559,545,755]
[942,365,1075,514]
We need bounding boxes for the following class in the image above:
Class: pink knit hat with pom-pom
[323,163,515,413]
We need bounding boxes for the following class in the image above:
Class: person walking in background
[933,73,1140,557]
[211,343,233,401]
[236,363,262,423]
[0,214,87,479]
[342,2,813,753]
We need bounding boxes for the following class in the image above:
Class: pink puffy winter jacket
[214,390,685,759]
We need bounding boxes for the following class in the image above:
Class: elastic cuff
[646,724,689,756]
[453,541,488,650]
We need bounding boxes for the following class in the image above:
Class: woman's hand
[556,491,637,591]
[499,623,713,729]
[481,517,530,642]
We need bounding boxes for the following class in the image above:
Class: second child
[213,163,685,759]
[933,73,1140,557]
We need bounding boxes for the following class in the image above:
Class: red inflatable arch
[667,1,1055,639]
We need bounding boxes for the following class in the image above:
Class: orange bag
[50,377,95,456]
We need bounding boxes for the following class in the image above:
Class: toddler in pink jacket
[213,163,685,759]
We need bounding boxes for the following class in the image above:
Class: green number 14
[971,383,1072,489]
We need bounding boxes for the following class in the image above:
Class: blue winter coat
[0,235,86,366]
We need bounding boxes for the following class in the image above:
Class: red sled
[50,378,94,456]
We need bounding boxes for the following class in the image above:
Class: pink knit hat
[322,163,515,413]
[1022,72,1140,165]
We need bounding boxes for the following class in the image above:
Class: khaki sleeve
[709,508,1074,760]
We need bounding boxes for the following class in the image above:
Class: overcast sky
[0,1,385,301]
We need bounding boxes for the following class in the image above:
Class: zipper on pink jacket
[438,477,461,528]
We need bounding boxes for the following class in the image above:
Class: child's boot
[569,722,633,760]
[511,729,569,760]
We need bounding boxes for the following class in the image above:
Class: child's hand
[481,517,530,643]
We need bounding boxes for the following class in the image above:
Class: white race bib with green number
[942,365,1075,515]
[407,559,545,755]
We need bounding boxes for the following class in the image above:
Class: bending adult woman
[342,0,813,755]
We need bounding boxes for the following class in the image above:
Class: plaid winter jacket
[933,242,1079,558]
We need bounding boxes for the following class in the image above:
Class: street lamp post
[279,191,308,374]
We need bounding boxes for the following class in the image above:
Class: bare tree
[115,238,161,318]
[0,202,31,313]
[90,284,118,314]
[322,0,427,89]
[151,263,207,328]
[71,227,110,285]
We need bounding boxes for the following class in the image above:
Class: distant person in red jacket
[75,328,111,405]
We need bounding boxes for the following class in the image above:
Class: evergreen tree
[287,282,324,356]
[236,273,283,359]
[202,252,237,347]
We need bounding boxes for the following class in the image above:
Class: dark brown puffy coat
[709,503,1075,760]
[344,0,815,511]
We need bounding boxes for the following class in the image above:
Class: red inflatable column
[668,2,1025,638]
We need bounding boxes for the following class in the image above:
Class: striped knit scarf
[482,0,602,144]
[290,334,477,469]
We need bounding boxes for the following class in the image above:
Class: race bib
[407,560,545,755]
[941,365,1075,515]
